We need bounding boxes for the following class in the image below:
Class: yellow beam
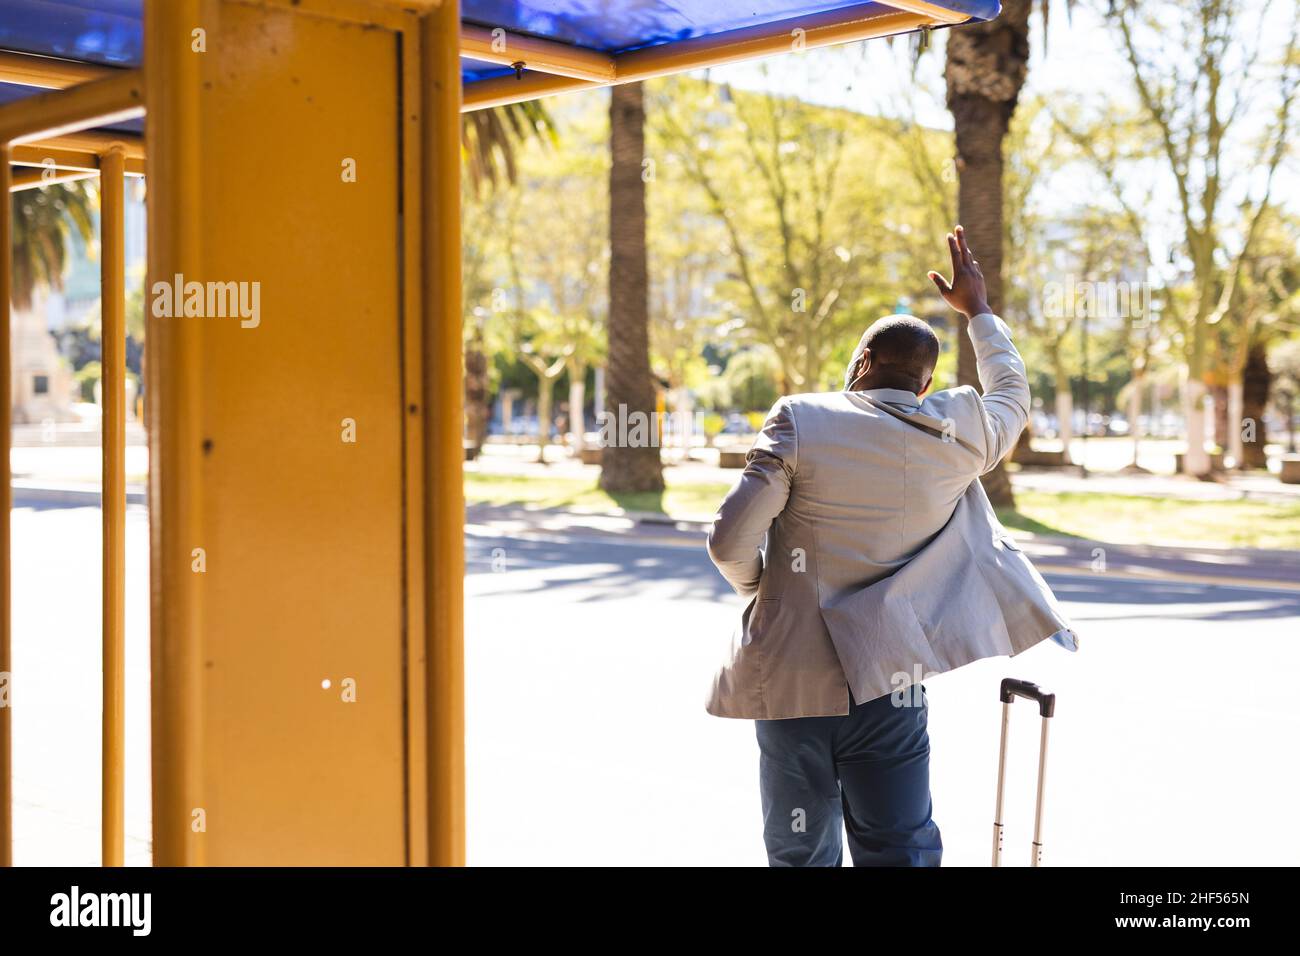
[880,0,971,24]
[11,145,100,172]
[0,70,144,145]
[398,10,430,868]
[463,73,591,111]
[9,147,145,187]
[0,6,971,114]
[29,133,147,166]
[460,22,616,81]
[144,0,205,867]
[9,166,99,191]
[462,3,935,111]
[422,0,467,867]
[0,50,110,89]
[100,145,128,868]
[0,146,11,867]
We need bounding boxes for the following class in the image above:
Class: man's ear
[847,349,870,390]
[918,373,934,397]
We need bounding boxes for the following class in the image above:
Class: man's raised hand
[927,225,991,319]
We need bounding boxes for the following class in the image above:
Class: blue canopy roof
[0,1,999,82]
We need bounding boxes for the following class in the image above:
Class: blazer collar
[859,387,920,409]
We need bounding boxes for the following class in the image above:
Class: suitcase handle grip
[1000,678,1055,718]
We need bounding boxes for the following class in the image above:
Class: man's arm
[967,312,1030,473]
[928,225,1030,473]
[706,398,796,598]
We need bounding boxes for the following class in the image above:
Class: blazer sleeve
[967,312,1031,474]
[706,397,797,598]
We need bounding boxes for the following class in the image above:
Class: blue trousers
[756,685,942,866]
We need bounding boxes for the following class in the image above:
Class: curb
[467,500,1300,570]
[622,509,712,532]
[13,482,148,508]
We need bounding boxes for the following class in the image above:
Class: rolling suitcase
[992,678,1056,867]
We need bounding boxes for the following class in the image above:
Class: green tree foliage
[649,74,948,393]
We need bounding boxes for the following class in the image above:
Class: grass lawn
[998,490,1300,551]
[465,472,1300,550]
[464,471,732,519]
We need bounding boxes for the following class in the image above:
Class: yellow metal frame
[422,0,468,869]
[0,1,968,117]
[0,50,109,89]
[0,147,11,868]
[143,0,204,872]
[460,22,616,82]
[0,63,138,868]
[144,0,449,866]
[459,1,954,110]
[0,70,143,144]
[101,145,128,867]
[0,0,977,868]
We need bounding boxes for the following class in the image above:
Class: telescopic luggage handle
[999,678,1056,717]
[992,678,1055,867]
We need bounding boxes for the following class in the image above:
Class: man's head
[843,315,939,395]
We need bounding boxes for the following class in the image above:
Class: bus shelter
[0,0,998,866]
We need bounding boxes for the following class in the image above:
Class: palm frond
[10,180,96,310]
[461,99,556,196]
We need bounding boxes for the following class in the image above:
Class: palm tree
[943,0,1036,506]
[461,102,554,454]
[11,182,96,309]
[600,81,664,494]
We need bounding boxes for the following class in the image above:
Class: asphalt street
[464,516,1300,866]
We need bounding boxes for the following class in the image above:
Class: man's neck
[855,376,921,395]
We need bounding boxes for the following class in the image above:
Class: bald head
[844,315,939,394]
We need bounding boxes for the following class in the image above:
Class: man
[705,227,1065,867]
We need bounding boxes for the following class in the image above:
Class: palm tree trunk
[945,0,1032,507]
[1128,371,1144,468]
[600,82,664,494]
[464,333,489,452]
[536,377,553,464]
[1241,340,1270,469]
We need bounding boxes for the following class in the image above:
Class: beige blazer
[705,313,1077,719]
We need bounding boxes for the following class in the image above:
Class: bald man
[705,227,1035,867]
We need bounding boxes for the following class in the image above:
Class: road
[464,515,1300,866]
[9,502,1300,865]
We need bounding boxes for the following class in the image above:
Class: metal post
[422,0,467,867]
[0,146,12,867]
[100,145,127,867]
[1031,716,1051,868]
[991,700,1010,867]
[144,0,205,867]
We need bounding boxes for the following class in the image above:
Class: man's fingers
[956,225,975,265]
[928,270,952,294]
[947,232,961,275]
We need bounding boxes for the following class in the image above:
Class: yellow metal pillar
[100,144,127,867]
[145,0,442,865]
[0,147,11,868]
[145,0,204,866]
[422,0,466,867]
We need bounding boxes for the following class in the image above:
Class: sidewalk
[1013,467,1300,503]
[469,440,1300,503]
